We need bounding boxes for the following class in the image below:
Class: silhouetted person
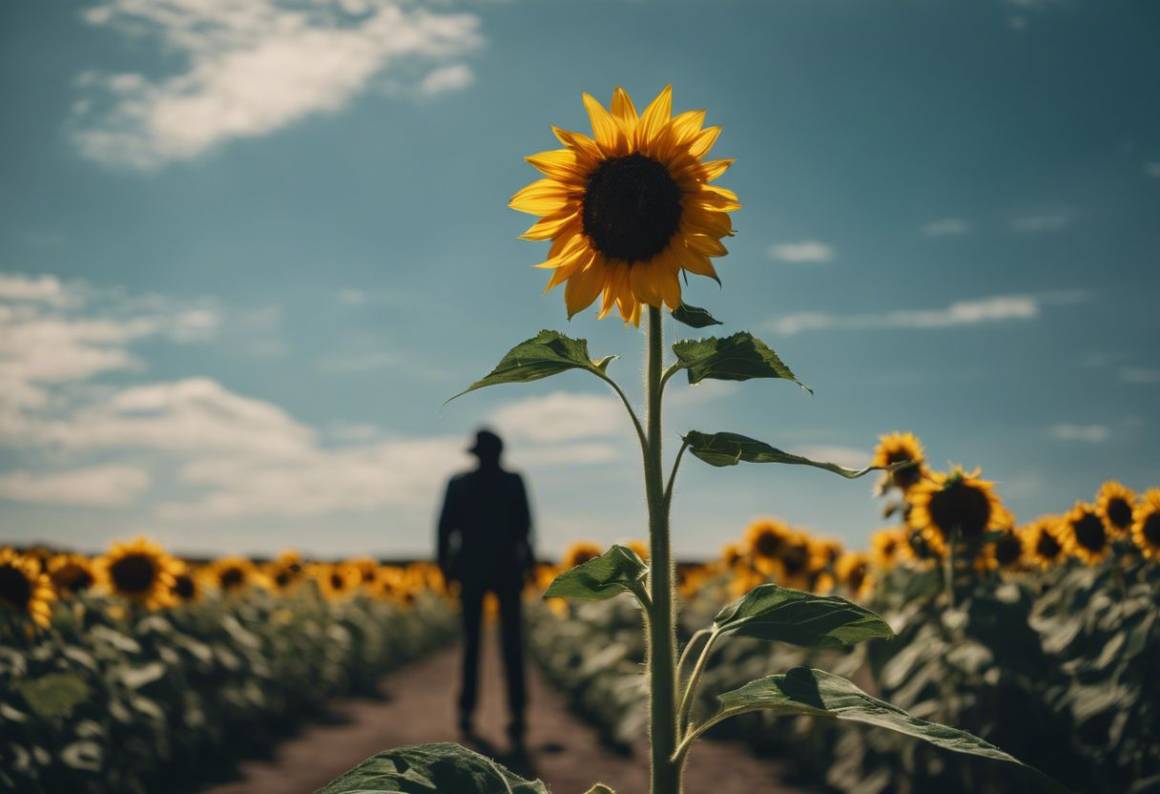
[437,429,532,747]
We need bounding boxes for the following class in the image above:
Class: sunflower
[745,518,791,573]
[561,541,603,569]
[625,540,650,561]
[170,562,202,603]
[981,527,1026,571]
[1021,516,1066,569]
[368,567,405,602]
[907,468,1002,556]
[1062,502,1111,565]
[1131,489,1160,560]
[720,542,744,569]
[0,548,56,630]
[510,85,738,323]
[206,556,259,595]
[97,538,179,610]
[347,557,380,585]
[48,554,99,596]
[835,552,873,600]
[872,433,927,492]
[1095,481,1135,538]
[778,532,813,585]
[810,537,844,571]
[312,563,361,601]
[870,527,910,569]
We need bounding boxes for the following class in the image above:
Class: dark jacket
[437,467,533,589]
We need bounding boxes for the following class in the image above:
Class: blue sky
[1,0,1158,558]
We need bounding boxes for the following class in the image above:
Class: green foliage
[544,545,648,603]
[318,742,548,794]
[16,673,90,720]
[449,330,616,401]
[671,303,722,329]
[683,431,881,478]
[713,584,894,650]
[670,332,809,391]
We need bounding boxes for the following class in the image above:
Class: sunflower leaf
[671,332,810,392]
[695,669,1064,793]
[447,330,616,402]
[713,583,893,649]
[318,742,549,793]
[543,544,648,603]
[683,431,880,479]
[672,303,723,329]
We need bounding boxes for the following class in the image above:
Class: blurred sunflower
[720,542,745,569]
[510,85,738,323]
[872,432,927,492]
[97,538,178,610]
[347,557,380,585]
[810,538,844,571]
[206,556,259,595]
[1062,502,1111,565]
[313,563,361,601]
[745,518,790,573]
[0,548,55,630]
[368,567,404,602]
[626,540,650,561]
[907,468,1001,555]
[170,562,202,603]
[48,554,99,596]
[1095,481,1135,538]
[561,541,603,569]
[779,532,812,585]
[1022,516,1066,568]
[870,527,910,569]
[1131,489,1160,560]
[835,552,872,600]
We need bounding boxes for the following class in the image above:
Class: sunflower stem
[644,305,680,794]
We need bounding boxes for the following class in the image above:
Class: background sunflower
[1131,489,1160,560]
[98,538,179,611]
[1062,502,1111,565]
[1096,481,1136,538]
[907,468,1001,555]
[0,548,56,630]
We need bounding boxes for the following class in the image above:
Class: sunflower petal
[552,126,601,158]
[564,260,607,318]
[638,84,673,149]
[509,178,576,215]
[681,250,721,283]
[699,158,733,182]
[685,207,734,238]
[688,125,721,159]
[582,92,625,154]
[522,210,580,241]
[526,149,587,181]
[686,234,728,256]
[669,109,706,144]
[611,87,638,124]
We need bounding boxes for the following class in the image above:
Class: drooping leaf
[672,303,723,329]
[713,583,894,649]
[671,332,809,392]
[17,673,90,720]
[317,742,549,794]
[449,330,616,402]
[544,545,648,602]
[699,668,1062,791]
[683,431,880,479]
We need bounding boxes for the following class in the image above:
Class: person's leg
[498,580,527,744]
[458,585,484,733]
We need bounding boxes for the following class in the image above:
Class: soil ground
[200,631,804,794]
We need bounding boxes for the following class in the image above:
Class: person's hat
[468,429,503,457]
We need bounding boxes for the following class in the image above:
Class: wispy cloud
[768,240,834,264]
[0,465,150,507]
[921,218,970,237]
[1121,367,1160,384]
[1011,212,1071,233]
[489,392,622,444]
[72,0,483,170]
[1049,424,1109,443]
[1145,162,1160,179]
[768,294,1042,335]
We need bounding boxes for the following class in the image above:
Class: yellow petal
[692,184,741,212]
[509,178,576,215]
[686,234,728,256]
[658,267,682,310]
[526,149,587,181]
[546,249,593,289]
[629,261,663,306]
[535,232,588,270]
[552,126,601,158]
[685,207,733,238]
[637,85,673,150]
[522,210,580,241]
[564,260,606,318]
[681,250,721,282]
[582,92,624,154]
[688,126,721,159]
[611,87,638,124]
[698,158,733,182]
[669,109,706,145]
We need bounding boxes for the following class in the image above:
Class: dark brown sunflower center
[1107,498,1133,529]
[582,153,682,263]
[330,572,345,590]
[928,482,991,540]
[53,564,94,593]
[753,532,783,558]
[111,554,156,594]
[173,574,196,600]
[220,568,245,590]
[1144,513,1160,547]
[1073,513,1107,551]
[0,565,32,609]
[1036,529,1062,559]
[846,563,868,591]
[274,569,294,588]
[888,453,921,488]
[782,543,809,575]
[994,534,1023,566]
[571,550,598,566]
[881,539,898,558]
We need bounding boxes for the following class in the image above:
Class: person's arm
[436,478,457,579]
[513,474,534,573]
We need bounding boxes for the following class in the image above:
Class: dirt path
[200,632,804,794]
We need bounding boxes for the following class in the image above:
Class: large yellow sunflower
[1021,516,1066,569]
[510,85,738,323]
[907,468,1002,556]
[1062,502,1111,565]
[97,538,179,610]
[1131,489,1160,560]
[0,548,56,630]
[1095,481,1135,538]
[872,432,927,492]
[48,554,99,596]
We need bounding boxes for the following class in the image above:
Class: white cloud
[769,294,1041,335]
[73,0,483,169]
[1121,367,1160,384]
[921,218,970,237]
[489,391,624,444]
[768,240,834,263]
[1145,162,1160,178]
[794,445,869,470]
[1011,213,1070,233]
[418,63,474,96]
[0,465,150,507]
[0,274,75,306]
[1049,424,1109,443]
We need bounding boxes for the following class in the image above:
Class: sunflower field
[0,540,456,794]
[526,433,1160,793]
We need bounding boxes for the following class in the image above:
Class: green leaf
[449,330,616,402]
[683,431,880,479]
[671,332,809,392]
[672,303,722,329]
[544,545,648,602]
[17,673,90,720]
[317,742,549,794]
[714,583,894,649]
[701,668,1063,792]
